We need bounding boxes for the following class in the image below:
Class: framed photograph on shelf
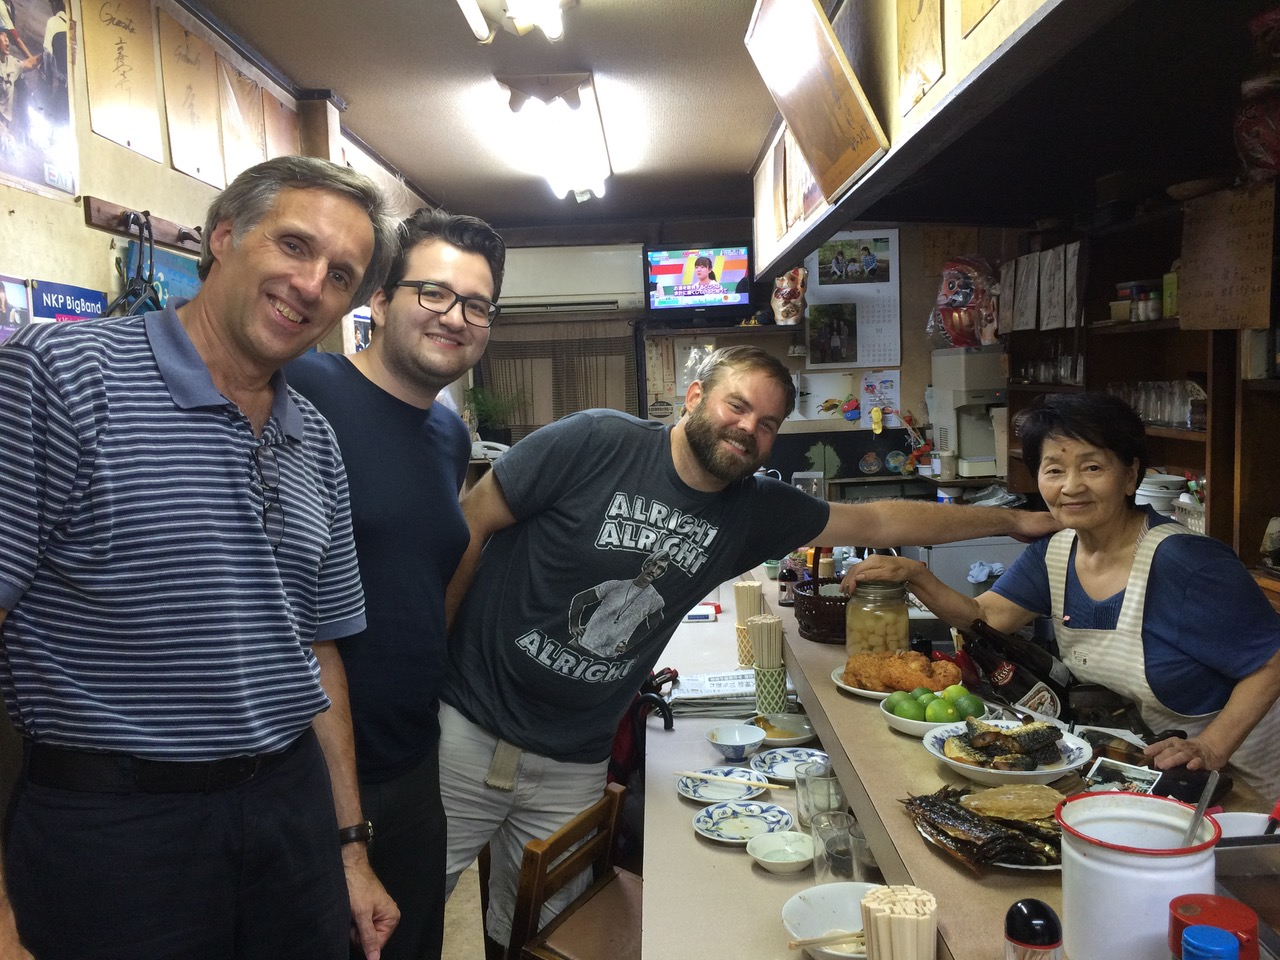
[746,0,889,204]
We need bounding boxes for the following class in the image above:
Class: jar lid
[853,580,906,600]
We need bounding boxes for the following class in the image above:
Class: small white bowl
[1141,473,1186,492]
[706,723,767,762]
[747,830,814,874]
[781,881,882,959]
[1210,811,1270,837]
[879,697,993,738]
[750,713,817,746]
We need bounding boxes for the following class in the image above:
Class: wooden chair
[478,782,642,960]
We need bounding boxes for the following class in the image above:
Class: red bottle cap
[1168,894,1258,960]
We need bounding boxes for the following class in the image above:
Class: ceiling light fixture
[454,0,496,42]
[505,0,564,41]
[497,73,611,202]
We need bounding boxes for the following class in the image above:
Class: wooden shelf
[1007,382,1084,393]
[1244,378,1280,393]
[1145,425,1207,442]
[643,324,795,337]
[1087,318,1182,336]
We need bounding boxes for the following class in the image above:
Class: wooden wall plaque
[217,55,266,182]
[82,0,163,162]
[158,10,223,188]
[1180,183,1274,330]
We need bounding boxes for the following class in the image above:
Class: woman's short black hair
[1016,392,1148,501]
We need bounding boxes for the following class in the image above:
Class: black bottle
[778,561,798,607]
[959,623,1072,720]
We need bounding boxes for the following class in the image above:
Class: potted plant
[466,386,523,446]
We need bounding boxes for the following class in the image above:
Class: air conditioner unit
[500,244,644,315]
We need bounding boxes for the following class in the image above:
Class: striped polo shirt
[0,304,366,760]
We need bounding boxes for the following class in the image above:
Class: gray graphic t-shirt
[442,409,828,762]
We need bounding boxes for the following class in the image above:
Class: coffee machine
[931,346,1006,478]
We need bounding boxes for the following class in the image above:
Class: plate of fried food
[922,716,1091,786]
[903,783,1064,871]
[834,650,963,700]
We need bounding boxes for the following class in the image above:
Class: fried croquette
[841,650,962,693]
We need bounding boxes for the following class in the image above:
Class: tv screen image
[645,245,752,321]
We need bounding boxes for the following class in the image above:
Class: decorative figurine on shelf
[926,255,998,348]
[770,266,806,325]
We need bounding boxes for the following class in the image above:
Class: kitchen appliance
[931,345,1006,478]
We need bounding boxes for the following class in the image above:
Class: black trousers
[355,740,446,960]
[4,730,349,960]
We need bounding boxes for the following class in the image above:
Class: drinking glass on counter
[795,760,846,828]
[811,812,875,884]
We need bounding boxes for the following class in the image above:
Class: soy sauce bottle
[778,559,798,607]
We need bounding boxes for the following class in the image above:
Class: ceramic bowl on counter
[922,719,1092,787]
[750,713,817,746]
[706,723,766,762]
[878,698,995,738]
[781,881,883,959]
[746,830,814,874]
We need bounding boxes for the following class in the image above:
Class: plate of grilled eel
[922,716,1090,786]
[903,784,1064,871]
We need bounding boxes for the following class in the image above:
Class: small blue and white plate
[676,766,770,802]
[750,747,829,784]
[692,800,794,844]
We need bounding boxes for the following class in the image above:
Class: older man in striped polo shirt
[0,157,400,960]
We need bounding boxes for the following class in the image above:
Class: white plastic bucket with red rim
[1054,791,1220,960]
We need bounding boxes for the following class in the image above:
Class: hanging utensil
[1179,769,1219,846]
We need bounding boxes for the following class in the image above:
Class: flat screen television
[643,242,753,326]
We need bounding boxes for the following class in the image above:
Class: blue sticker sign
[31,280,109,323]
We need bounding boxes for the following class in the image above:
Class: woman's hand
[1143,734,1227,773]
[839,556,926,594]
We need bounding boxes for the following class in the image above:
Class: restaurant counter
[642,569,1273,960]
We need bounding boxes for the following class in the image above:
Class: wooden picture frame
[746,0,889,204]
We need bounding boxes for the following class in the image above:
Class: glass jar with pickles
[845,581,909,657]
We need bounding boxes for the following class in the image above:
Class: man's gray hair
[198,156,400,308]
[694,345,797,417]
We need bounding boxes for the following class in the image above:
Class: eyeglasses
[395,281,500,327]
[252,444,285,552]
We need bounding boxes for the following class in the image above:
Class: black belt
[24,730,310,794]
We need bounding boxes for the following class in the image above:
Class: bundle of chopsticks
[734,580,762,624]
[747,614,783,669]
[861,885,937,960]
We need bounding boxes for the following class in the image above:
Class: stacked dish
[1135,473,1185,515]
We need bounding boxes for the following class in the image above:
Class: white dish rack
[1174,500,1206,535]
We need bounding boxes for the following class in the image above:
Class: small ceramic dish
[706,723,766,762]
[750,713,817,747]
[676,766,770,802]
[747,830,814,874]
[750,746,829,783]
[692,800,793,844]
[781,881,883,959]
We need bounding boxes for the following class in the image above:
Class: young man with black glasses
[287,207,505,960]
[0,156,400,960]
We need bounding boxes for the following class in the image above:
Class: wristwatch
[338,820,374,845]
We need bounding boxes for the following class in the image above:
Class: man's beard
[684,403,763,483]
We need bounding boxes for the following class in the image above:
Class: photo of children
[813,235,892,289]
[0,275,31,344]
